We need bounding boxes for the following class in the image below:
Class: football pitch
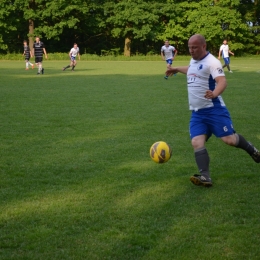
[1,59,260,259]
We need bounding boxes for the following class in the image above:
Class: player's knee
[191,136,205,149]
[221,135,236,146]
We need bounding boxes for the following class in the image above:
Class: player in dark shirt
[23,40,34,70]
[32,36,48,75]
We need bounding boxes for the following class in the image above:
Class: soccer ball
[150,141,172,163]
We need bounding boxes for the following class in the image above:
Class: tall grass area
[0,60,260,259]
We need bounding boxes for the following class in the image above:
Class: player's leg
[38,62,42,74]
[164,59,172,79]
[28,58,34,68]
[25,59,29,70]
[189,113,212,187]
[63,60,72,71]
[35,58,40,74]
[71,59,76,71]
[224,58,232,72]
[221,134,260,163]
[210,107,259,163]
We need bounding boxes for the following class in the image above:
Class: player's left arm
[172,49,177,60]
[229,50,234,56]
[78,51,80,60]
[205,76,227,99]
[43,48,48,59]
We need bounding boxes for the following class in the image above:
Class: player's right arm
[218,46,223,60]
[205,76,227,99]
[161,51,165,61]
[166,66,189,76]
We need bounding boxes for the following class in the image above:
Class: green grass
[0,59,260,260]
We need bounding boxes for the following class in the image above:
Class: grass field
[1,59,260,260]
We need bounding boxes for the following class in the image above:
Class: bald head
[189,34,206,45]
[188,34,207,60]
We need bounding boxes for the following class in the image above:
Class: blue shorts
[223,57,230,65]
[71,56,76,61]
[166,59,173,65]
[189,106,235,140]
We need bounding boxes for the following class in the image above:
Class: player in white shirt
[62,43,80,71]
[161,40,177,79]
[165,34,260,187]
[218,40,234,73]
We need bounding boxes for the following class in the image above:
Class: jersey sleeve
[210,59,225,79]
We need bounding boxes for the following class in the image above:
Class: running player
[62,43,80,71]
[165,34,260,187]
[32,36,48,75]
[161,40,177,79]
[23,40,34,70]
[218,39,234,73]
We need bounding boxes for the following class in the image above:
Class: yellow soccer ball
[150,141,172,163]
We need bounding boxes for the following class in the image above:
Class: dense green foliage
[0,0,259,55]
[1,60,260,259]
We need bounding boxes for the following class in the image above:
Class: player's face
[223,40,227,45]
[188,38,207,60]
[36,37,40,43]
[74,44,77,49]
[165,41,169,47]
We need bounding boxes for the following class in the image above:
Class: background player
[32,36,47,75]
[62,43,80,71]
[161,40,177,79]
[23,40,34,70]
[165,34,260,187]
[218,39,234,73]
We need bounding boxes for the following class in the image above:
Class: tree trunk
[124,37,131,56]
[29,19,34,50]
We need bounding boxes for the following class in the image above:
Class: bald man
[166,34,260,187]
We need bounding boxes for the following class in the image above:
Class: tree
[159,0,249,54]
[0,1,17,51]
[103,0,167,56]
[238,0,260,54]
[0,0,103,53]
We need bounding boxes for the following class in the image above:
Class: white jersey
[219,44,229,58]
[70,47,79,57]
[161,45,176,60]
[187,53,226,111]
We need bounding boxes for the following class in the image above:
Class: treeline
[0,0,259,56]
